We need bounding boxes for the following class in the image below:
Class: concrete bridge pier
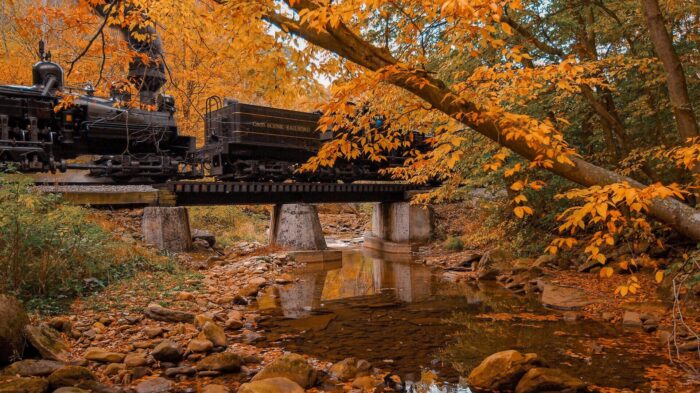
[142,206,192,252]
[364,202,434,253]
[270,204,327,250]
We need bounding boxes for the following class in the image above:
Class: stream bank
[1,206,699,392]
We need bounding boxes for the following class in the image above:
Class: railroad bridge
[40,181,435,254]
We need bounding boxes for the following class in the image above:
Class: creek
[253,250,662,391]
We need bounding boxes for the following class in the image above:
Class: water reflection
[259,251,438,318]
[254,250,663,390]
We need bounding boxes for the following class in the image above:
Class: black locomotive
[0,43,416,182]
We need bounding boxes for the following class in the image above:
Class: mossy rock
[24,325,70,363]
[0,376,49,393]
[47,366,95,389]
[0,295,29,365]
[251,353,316,388]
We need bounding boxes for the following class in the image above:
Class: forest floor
[4,202,700,393]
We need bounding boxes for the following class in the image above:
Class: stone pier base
[364,202,433,253]
[270,204,327,250]
[142,207,192,252]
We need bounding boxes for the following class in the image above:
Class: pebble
[144,327,164,338]
[165,366,197,377]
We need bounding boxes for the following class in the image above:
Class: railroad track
[33,180,430,206]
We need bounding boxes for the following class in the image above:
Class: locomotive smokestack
[94,1,166,106]
[124,22,166,105]
[33,40,64,95]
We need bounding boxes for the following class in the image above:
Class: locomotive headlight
[65,114,73,122]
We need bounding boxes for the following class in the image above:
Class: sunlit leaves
[655,270,664,283]
[600,267,613,278]
[615,277,641,298]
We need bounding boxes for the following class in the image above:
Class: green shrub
[444,236,465,251]
[0,174,172,310]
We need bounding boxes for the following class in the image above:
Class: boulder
[134,377,173,393]
[151,340,183,363]
[104,363,125,376]
[467,350,541,391]
[194,314,215,328]
[540,284,594,311]
[186,338,213,353]
[46,317,72,333]
[192,229,216,248]
[202,384,230,393]
[195,352,242,373]
[24,324,70,362]
[2,359,64,377]
[225,315,244,331]
[84,348,125,364]
[47,366,95,389]
[238,377,304,393]
[515,368,587,393]
[352,375,384,391]
[533,254,557,268]
[476,248,513,280]
[252,353,316,388]
[0,295,29,365]
[124,353,148,368]
[144,304,194,323]
[622,311,643,327]
[328,358,371,381]
[511,258,536,274]
[202,322,227,347]
[0,376,49,393]
[143,327,164,338]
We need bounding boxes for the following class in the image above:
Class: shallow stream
[253,250,663,391]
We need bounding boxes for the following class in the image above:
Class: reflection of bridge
[259,252,435,318]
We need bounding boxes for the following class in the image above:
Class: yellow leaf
[501,22,513,35]
[655,271,664,283]
[619,286,629,297]
[599,267,613,278]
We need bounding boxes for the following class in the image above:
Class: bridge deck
[39,182,428,206]
[160,182,426,205]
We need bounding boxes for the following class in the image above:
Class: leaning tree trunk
[641,0,699,142]
[264,0,700,242]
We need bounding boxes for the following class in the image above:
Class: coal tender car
[0,42,195,181]
[199,98,400,181]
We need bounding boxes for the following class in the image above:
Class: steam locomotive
[0,43,413,182]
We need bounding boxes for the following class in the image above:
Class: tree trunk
[640,0,699,141]
[265,1,700,242]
